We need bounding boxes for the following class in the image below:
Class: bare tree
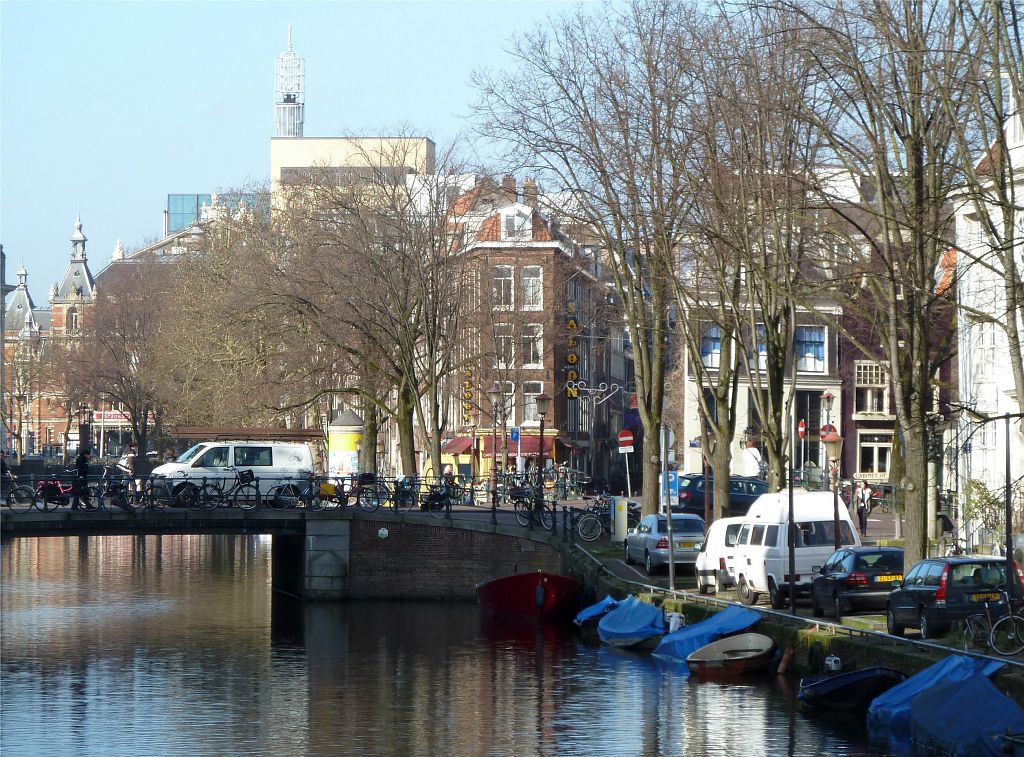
[473,0,700,513]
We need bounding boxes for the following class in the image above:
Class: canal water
[2,534,880,756]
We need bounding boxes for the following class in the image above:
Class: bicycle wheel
[270,484,298,510]
[199,484,222,510]
[392,485,417,513]
[990,614,1024,655]
[233,482,260,510]
[176,483,200,509]
[6,485,35,513]
[140,480,166,510]
[358,481,388,512]
[577,512,603,542]
[538,504,555,531]
[427,491,449,519]
[102,490,129,514]
[514,499,535,527]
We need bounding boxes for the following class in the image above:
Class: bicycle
[1,474,36,513]
[961,589,1024,656]
[268,473,328,510]
[198,467,261,510]
[346,473,391,512]
[421,479,463,519]
[513,490,555,531]
[99,465,141,513]
[390,476,420,513]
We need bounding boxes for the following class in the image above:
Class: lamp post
[533,393,552,530]
[14,393,26,462]
[486,383,502,526]
[822,428,845,551]
[820,390,834,492]
[468,409,480,498]
[78,404,94,455]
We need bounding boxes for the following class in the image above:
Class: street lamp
[14,393,26,461]
[77,404,94,455]
[533,392,552,529]
[820,390,834,492]
[822,428,845,551]
[486,383,502,526]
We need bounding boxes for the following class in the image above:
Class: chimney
[501,174,517,202]
[522,178,538,208]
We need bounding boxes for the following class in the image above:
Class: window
[504,211,532,240]
[765,524,779,547]
[522,324,543,367]
[235,446,272,466]
[858,432,892,476]
[855,361,888,414]
[67,307,80,334]
[522,381,544,424]
[521,266,543,310]
[795,326,825,372]
[747,324,767,370]
[195,446,229,468]
[701,324,722,368]
[494,324,514,367]
[750,524,765,545]
[492,265,513,310]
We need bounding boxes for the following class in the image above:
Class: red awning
[441,436,474,455]
[481,434,550,456]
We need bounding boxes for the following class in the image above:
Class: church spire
[70,213,87,261]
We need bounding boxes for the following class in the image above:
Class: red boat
[476,571,581,620]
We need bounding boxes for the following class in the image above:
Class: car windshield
[950,562,1006,589]
[175,444,206,463]
[659,517,704,535]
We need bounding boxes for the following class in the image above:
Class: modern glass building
[166,194,212,234]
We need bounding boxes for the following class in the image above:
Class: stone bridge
[0,509,571,600]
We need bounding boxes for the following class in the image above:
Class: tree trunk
[361,404,380,475]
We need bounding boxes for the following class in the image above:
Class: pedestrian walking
[72,449,93,511]
[117,442,139,495]
[856,481,871,536]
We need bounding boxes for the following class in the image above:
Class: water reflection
[3,535,875,756]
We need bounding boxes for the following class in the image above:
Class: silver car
[624,513,706,575]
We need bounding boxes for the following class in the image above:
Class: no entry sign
[617,429,634,454]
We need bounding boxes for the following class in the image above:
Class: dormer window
[503,210,532,241]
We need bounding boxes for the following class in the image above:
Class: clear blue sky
[1,0,578,306]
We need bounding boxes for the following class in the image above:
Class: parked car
[624,513,705,576]
[810,546,905,618]
[885,556,1023,639]
[676,475,769,518]
[694,516,745,594]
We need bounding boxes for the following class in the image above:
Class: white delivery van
[694,516,745,595]
[152,440,314,502]
[732,491,861,609]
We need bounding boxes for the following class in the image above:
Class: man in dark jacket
[72,450,92,510]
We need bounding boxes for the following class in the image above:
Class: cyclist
[0,451,12,496]
[117,442,139,496]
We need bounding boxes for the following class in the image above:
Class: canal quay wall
[561,543,1024,707]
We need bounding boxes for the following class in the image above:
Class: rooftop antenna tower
[275,25,305,138]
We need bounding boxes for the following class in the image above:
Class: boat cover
[867,654,1006,740]
[909,672,1024,757]
[575,596,620,626]
[651,604,762,665]
[597,595,665,644]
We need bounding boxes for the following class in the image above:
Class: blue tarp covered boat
[574,595,620,626]
[909,671,1024,756]
[867,654,1006,740]
[597,595,665,649]
[652,604,762,665]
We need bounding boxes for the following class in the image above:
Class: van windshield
[176,444,206,464]
[795,520,857,547]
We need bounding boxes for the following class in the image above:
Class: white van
[152,441,314,501]
[732,492,861,609]
[694,516,745,595]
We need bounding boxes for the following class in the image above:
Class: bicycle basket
[238,469,255,484]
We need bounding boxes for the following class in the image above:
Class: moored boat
[686,632,776,676]
[476,571,581,620]
[597,595,666,650]
[798,666,906,712]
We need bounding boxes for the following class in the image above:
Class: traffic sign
[820,423,837,437]
[510,426,520,443]
[798,419,806,439]
[617,429,634,454]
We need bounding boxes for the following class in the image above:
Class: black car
[886,556,1017,639]
[810,547,905,618]
[677,474,769,518]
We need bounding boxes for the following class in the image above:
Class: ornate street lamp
[532,393,552,529]
[822,428,845,551]
[820,390,834,492]
[486,383,502,526]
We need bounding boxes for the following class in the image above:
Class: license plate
[677,542,694,549]
[972,592,1001,602]
[875,575,902,583]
